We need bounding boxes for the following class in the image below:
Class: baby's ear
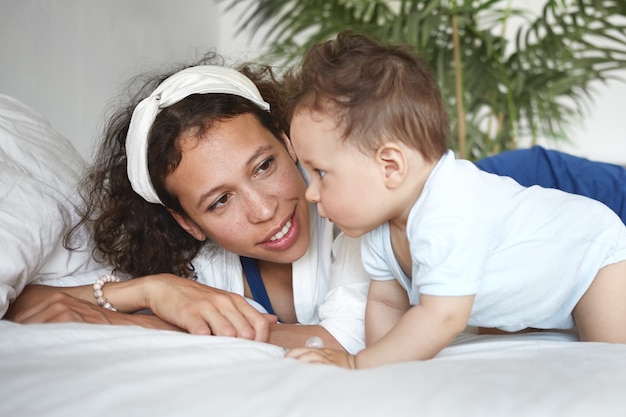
[168,209,207,241]
[375,143,407,189]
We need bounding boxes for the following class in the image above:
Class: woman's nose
[246,189,278,223]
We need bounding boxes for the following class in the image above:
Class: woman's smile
[261,211,300,250]
[270,219,292,242]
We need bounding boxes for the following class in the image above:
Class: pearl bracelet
[93,274,121,311]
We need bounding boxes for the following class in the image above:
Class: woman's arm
[284,279,408,365]
[7,281,342,349]
[267,323,344,351]
[6,287,182,331]
[269,279,368,351]
[6,275,275,341]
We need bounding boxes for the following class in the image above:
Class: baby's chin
[335,224,369,239]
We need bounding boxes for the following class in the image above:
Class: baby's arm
[286,292,474,369]
[284,280,404,366]
[357,293,474,367]
[365,279,410,345]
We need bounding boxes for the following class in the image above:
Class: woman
[6,55,369,353]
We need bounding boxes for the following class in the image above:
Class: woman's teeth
[270,219,292,241]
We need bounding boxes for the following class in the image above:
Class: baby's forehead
[291,109,343,140]
[292,102,345,130]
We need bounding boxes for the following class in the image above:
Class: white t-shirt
[194,202,369,353]
[362,150,626,332]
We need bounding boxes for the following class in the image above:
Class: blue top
[240,256,275,315]
[476,146,626,224]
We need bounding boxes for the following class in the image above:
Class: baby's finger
[285,348,331,364]
[284,347,304,358]
[284,347,317,359]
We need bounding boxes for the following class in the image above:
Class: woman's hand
[285,347,357,369]
[138,274,277,341]
[7,275,277,342]
[8,289,182,331]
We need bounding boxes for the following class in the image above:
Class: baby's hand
[285,347,357,369]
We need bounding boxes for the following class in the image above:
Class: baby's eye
[209,194,230,211]
[315,169,326,179]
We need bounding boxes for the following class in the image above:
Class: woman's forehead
[169,114,287,194]
[178,113,281,160]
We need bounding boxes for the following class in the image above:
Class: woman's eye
[209,194,230,211]
[315,169,326,179]
[256,157,275,175]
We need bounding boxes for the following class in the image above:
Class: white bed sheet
[2,321,625,417]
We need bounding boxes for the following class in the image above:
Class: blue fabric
[475,146,626,224]
[240,256,275,315]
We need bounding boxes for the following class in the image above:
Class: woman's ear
[375,143,407,189]
[167,209,207,241]
[279,132,299,162]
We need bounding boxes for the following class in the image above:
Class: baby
[284,31,626,369]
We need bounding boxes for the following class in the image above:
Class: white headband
[126,65,271,204]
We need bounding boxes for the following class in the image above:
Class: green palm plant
[223,0,626,160]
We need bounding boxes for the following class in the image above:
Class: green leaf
[223,0,626,160]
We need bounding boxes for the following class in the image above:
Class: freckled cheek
[276,169,307,198]
[205,219,254,252]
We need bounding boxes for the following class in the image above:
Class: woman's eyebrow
[195,144,275,210]
[246,145,274,167]
[196,187,220,210]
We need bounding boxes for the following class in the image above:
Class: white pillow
[0,94,99,317]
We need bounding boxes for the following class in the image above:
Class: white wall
[1,0,625,164]
[0,0,226,160]
[545,77,626,164]
[507,0,626,164]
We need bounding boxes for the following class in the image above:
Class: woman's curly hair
[65,52,287,278]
